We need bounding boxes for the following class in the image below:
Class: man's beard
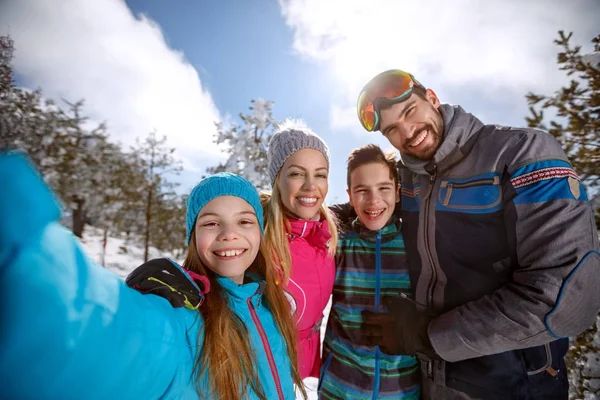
[404,118,443,161]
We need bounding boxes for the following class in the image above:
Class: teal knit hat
[185,172,264,245]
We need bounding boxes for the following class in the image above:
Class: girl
[262,119,338,379]
[0,151,306,400]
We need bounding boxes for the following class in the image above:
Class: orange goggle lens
[357,70,422,132]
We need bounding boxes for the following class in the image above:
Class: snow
[252,98,272,132]
[78,225,181,279]
[582,52,600,68]
[583,351,600,377]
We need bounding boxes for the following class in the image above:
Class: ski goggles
[357,70,425,132]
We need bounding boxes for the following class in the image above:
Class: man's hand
[361,294,437,358]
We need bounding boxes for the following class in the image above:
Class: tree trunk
[143,184,153,262]
[100,227,108,266]
[72,197,86,238]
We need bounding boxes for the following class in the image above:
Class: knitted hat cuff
[267,125,330,184]
[185,173,263,245]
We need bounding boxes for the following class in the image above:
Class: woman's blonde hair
[185,231,306,400]
[261,175,338,284]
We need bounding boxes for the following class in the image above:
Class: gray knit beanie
[267,119,330,184]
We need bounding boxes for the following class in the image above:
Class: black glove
[361,294,437,358]
[126,258,210,310]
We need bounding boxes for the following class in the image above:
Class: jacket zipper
[441,177,499,206]
[424,171,438,381]
[247,298,285,400]
[424,170,438,308]
[445,177,497,189]
[373,233,382,399]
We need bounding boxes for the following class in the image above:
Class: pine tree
[130,131,182,262]
[527,31,600,400]
[0,35,14,98]
[207,98,277,190]
[46,100,114,237]
[0,35,46,150]
[149,192,187,258]
[526,31,600,228]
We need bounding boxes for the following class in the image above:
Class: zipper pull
[399,292,437,316]
[425,168,437,199]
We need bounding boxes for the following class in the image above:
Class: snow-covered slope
[78,225,180,279]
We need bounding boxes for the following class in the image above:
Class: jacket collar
[351,215,401,243]
[401,104,485,176]
[216,273,265,307]
[287,218,332,249]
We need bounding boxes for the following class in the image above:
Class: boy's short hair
[346,144,399,189]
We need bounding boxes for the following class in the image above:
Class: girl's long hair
[185,231,306,400]
[260,175,338,285]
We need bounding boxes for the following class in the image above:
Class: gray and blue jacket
[399,104,600,399]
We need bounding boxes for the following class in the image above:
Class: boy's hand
[361,296,437,359]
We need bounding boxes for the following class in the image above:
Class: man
[353,70,600,399]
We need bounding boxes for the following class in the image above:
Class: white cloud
[0,0,224,170]
[279,0,600,131]
[330,104,359,134]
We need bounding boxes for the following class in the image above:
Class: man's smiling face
[379,89,444,161]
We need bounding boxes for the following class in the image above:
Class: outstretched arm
[0,152,197,400]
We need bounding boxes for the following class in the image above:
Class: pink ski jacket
[285,218,335,379]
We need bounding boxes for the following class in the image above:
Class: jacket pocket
[437,175,502,211]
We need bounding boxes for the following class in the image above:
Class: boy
[320,144,420,399]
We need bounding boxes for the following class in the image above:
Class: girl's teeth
[298,197,317,204]
[216,249,243,257]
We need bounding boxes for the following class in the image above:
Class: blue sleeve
[0,152,199,400]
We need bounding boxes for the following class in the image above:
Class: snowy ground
[79,225,327,400]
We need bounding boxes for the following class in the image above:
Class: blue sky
[1,0,599,203]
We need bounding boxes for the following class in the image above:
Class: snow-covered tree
[1,35,186,258]
[527,30,600,400]
[0,35,13,97]
[45,100,115,237]
[207,98,278,190]
[149,192,187,258]
[526,31,599,203]
[130,131,182,262]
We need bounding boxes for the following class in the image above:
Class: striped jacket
[319,216,420,400]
